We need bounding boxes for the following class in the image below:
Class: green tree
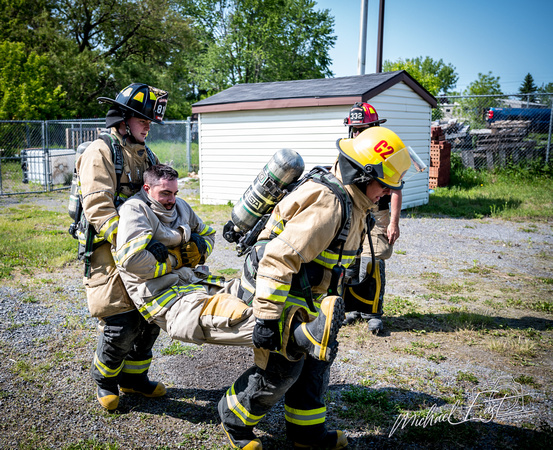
[539,82,553,94]
[0,41,65,120]
[538,83,553,107]
[184,0,336,93]
[519,73,538,103]
[456,72,503,129]
[0,0,199,119]
[51,0,198,118]
[0,0,55,49]
[464,72,503,96]
[382,56,458,96]
[1,0,337,119]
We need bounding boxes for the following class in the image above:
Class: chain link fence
[2,94,552,195]
[0,118,197,196]
[434,93,553,170]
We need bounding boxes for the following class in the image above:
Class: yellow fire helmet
[336,126,425,190]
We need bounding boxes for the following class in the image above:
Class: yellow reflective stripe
[94,353,123,378]
[284,404,326,426]
[93,235,105,244]
[240,273,256,295]
[205,275,225,286]
[99,216,119,244]
[313,251,357,269]
[313,250,341,269]
[139,284,204,320]
[284,294,321,318]
[116,234,151,265]
[198,223,215,236]
[205,239,213,256]
[77,231,105,246]
[266,213,285,235]
[256,278,289,303]
[122,358,152,374]
[154,261,169,278]
[341,254,357,268]
[225,384,265,426]
[382,162,395,178]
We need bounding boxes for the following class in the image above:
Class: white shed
[191,70,437,209]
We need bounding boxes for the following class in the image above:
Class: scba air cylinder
[231,148,305,233]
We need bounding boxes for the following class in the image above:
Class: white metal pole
[357,0,368,75]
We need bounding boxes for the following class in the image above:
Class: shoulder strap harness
[78,133,156,277]
[240,166,353,312]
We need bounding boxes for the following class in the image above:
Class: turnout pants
[92,309,160,391]
[152,280,256,347]
[219,351,333,444]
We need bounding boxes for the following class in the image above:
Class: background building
[192,70,436,208]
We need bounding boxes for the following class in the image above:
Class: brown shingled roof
[192,70,437,113]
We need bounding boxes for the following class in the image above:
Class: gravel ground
[0,189,552,449]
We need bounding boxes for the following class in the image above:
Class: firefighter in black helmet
[76,83,168,410]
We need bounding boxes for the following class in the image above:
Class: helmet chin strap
[122,118,139,145]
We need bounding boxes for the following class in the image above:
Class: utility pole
[357,0,368,75]
[376,0,385,72]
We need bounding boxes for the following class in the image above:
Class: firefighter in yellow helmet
[76,83,168,410]
[343,103,403,334]
[218,127,420,449]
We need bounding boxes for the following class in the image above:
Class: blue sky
[315,0,553,94]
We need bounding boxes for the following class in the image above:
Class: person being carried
[218,126,420,449]
[113,164,340,374]
[75,83,168,411]
[343,102,403,334]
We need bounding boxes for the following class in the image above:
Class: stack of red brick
[429,126,451,188]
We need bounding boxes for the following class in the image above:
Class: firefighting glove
[146,239,169,263]
[252,318,281,351]
[168,247,183,269]
[181,232,208,267]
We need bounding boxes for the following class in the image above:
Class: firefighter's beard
[141,188,177,224]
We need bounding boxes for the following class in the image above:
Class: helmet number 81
[374,140,394,160]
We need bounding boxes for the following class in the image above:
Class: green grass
[0,205,76,279]
[409,155,553,220]
[339,386,400,423]
[443,309,497,330]
[160,341,199,357]
[63,440,120,450]
[148,141,199,175]
[456,371,479,384]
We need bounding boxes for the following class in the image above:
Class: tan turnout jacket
[114,190,256,347]
[76,128,159,317]
[252,164,374,320]
[114,189,216,313]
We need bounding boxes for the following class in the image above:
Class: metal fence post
[41,121,47,192]
[547,98,553,164]
[186,116,191,173]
